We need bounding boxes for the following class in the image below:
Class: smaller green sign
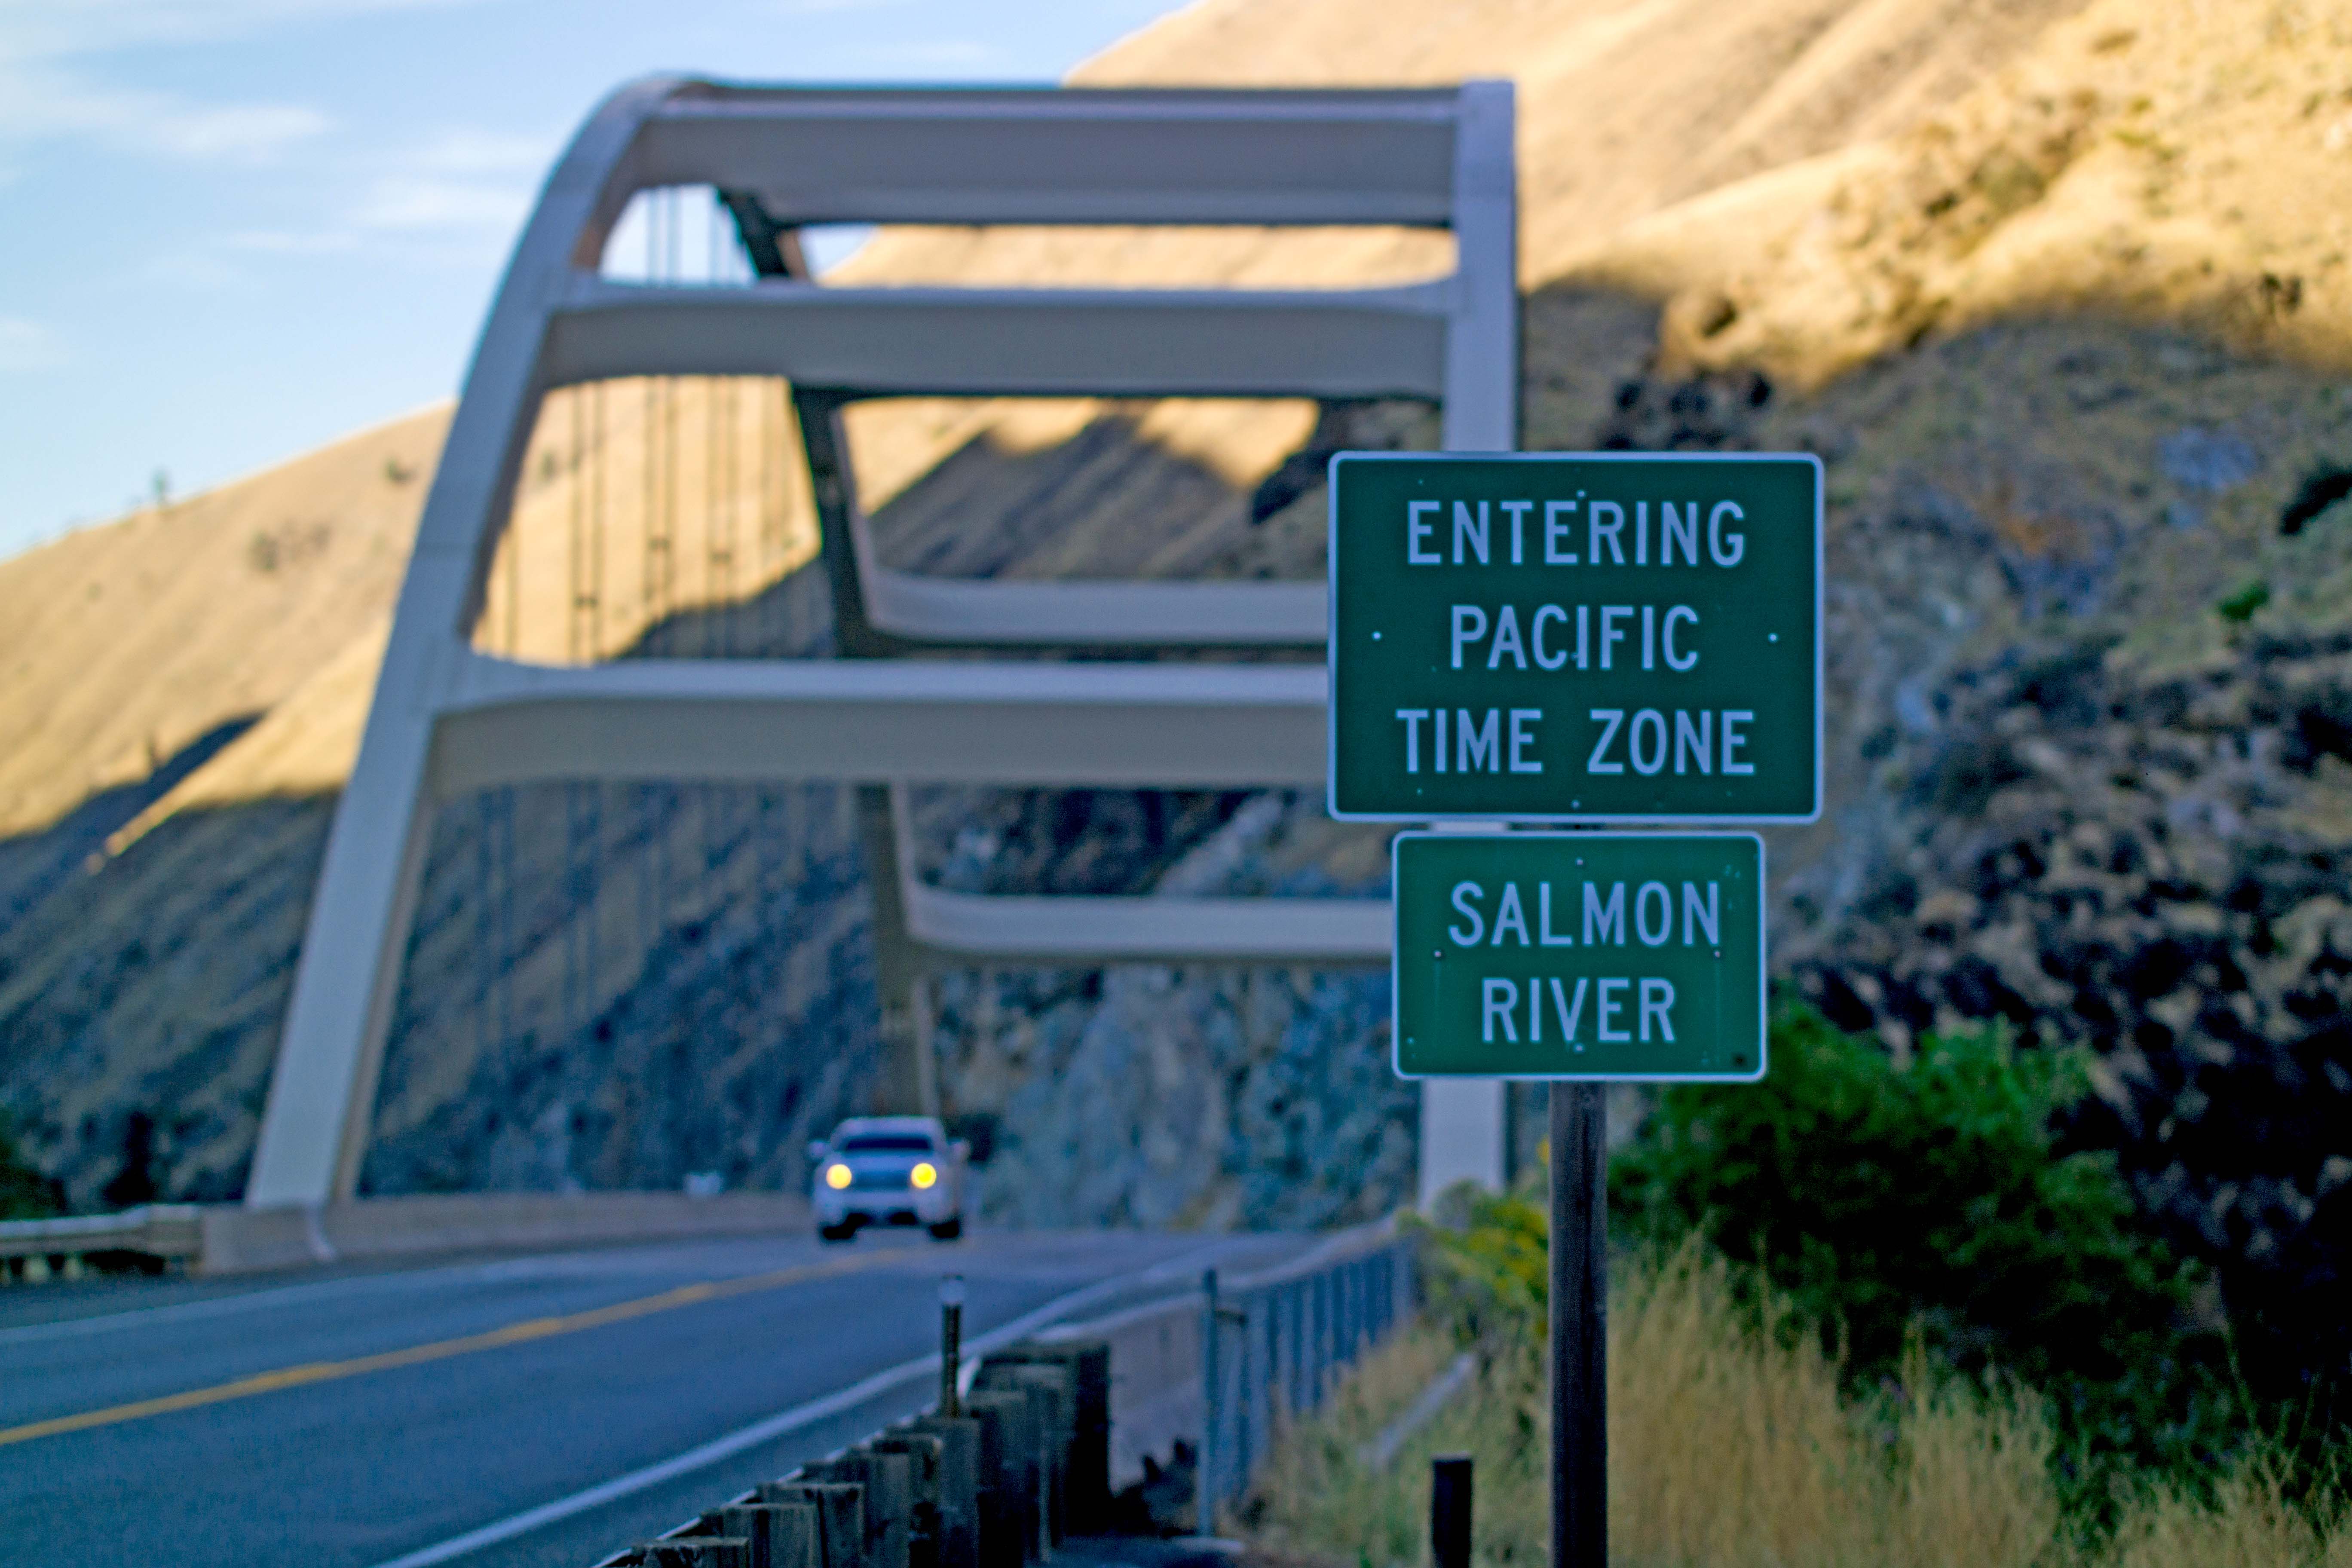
[1392,830,1766,1081]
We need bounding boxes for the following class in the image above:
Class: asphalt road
[0,1225,1302,1568]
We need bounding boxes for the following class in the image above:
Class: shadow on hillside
[0,715,259,929]
[0,789,334,1208]
[620,395,1431,662]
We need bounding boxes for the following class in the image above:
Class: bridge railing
[594,1222,1417,1566]
[0,1192,818,1281]
[1193,1225,1415,1524]
[0,1204,202,1282]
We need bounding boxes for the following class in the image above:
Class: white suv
[809,1116,968,1242]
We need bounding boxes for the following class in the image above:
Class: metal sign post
[1331,449,1818,1568]
[1552,1083,1606,1568]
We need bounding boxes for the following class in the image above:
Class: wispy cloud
[223,227,362,254]
[353,172,532,233]
[0,317,66,372]
[117,120,556,287]
[0,0,488,165]
[153,100,333,159]
[862,36,1014,69]
[348,126,555,241]
[0,58,331,164]
[132,245,261,293]
[404,128,553,176]
[770,0,913,14]
[0,0,478,61]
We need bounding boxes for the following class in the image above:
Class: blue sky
[0,0,1192,561]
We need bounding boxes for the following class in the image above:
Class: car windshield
[839,1134,934,1154]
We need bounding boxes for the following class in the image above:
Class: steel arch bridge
[244,77,1519,1211]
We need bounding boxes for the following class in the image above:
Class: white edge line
[369,1240,1236,1568]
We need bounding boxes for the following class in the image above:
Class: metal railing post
[1199,1268,1219,1537]
[940,1276,965,1417]
[1314,1271,1330,1407]
[1234,1293,1254,1491]
[1343,1263,1359,1360]
[1279,1279,1298,1420]
[1298,1279,1311,1411]
[1259,1295,1274,1459]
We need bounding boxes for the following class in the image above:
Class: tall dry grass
[1243,1243,2349,1568]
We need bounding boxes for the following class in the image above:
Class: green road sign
[1327,453,1821,821]
[1392,831,1766,1081]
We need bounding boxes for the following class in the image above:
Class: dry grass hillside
[1581,0,2352,386]
[19,0,2124,836]
[29,0,2352,840]
[5,0,2352,1212]
[0,408,445,841]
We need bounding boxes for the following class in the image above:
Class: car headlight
[910,1161,938,1190]
[824,1163,853,1190]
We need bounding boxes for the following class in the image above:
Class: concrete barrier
[0,1204,204,1280]
[200,1191,812,1273]
[1,1193,809,1282]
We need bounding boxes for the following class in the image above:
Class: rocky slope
[1787,603,2352,1406]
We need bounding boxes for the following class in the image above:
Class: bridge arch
[246,77,1518,1210]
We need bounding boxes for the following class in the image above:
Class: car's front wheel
[927,1216,963,1241]
[819,1222,857,1243]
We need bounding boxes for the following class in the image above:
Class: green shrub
[1412,1183,1549,1346]
[1611,998,2238,1493]
[0,1112,61,1220]
[1415,1000,2251,1510]
[2217,579,2270,622]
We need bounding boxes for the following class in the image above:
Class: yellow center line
[0,1250,899,1450]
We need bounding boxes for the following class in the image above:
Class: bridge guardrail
[0,1204,202,1281]
[0,1192,816,1281]
[1026,1220,1416,1517]
[595,1222,1417,1565]
[1197,1226,1415,1525]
